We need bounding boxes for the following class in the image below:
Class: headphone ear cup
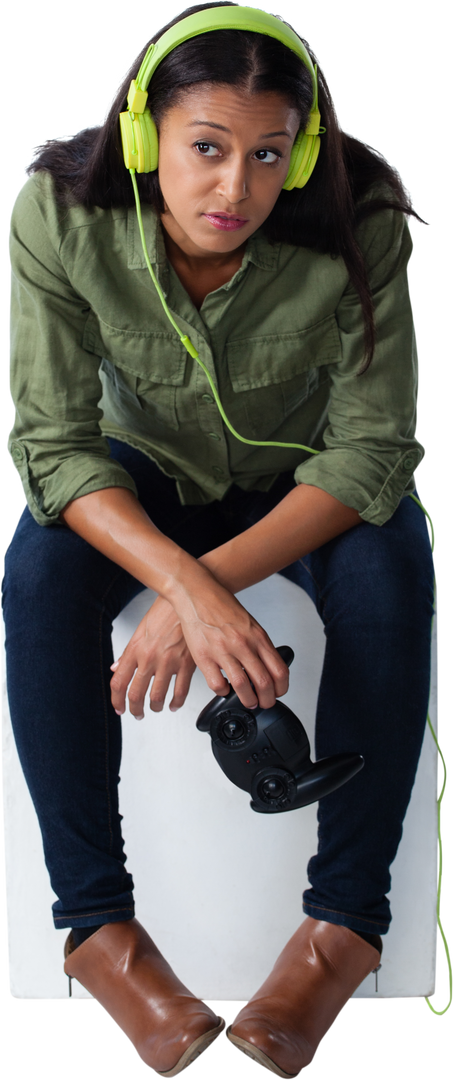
[283,131,320,190]
[119,108,159,173]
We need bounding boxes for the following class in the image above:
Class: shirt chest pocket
[225,315,340,439]
[83,314,187,431]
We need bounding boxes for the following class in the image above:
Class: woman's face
[158,84,300,258]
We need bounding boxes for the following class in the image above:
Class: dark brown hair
[28,3,420,370]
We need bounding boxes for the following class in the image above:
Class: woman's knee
[3,508,117,620]
[3,508,146,647]
[319,501,434,631]
[377,505,431,615]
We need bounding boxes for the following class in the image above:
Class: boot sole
[159,1018,225,1076]
[224,997,350,1075]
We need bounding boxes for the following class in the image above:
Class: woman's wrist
[163,555,221,616]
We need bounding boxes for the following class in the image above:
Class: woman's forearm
[199,483,362,592]
[61,482,361,603]
[60,487,212,604]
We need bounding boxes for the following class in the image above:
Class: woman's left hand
[110,595,196,718]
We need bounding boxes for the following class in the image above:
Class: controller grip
[294,753,364,808]
[250,753,364,813]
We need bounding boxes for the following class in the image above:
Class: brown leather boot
[227,917,381,1077]
[64,919,224,1076]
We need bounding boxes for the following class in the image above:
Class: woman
[3,3,434,1077]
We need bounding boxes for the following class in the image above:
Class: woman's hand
[110,578,290,718]
[110,595,196,718]
[174,575,289,710]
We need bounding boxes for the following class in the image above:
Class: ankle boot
[227,917,381,1077]
[64,918,224,1076]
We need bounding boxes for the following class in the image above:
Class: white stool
[2,573,438,998]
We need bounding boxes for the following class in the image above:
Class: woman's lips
[203,213,249,231]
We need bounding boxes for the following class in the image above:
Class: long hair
[28,3,420,370]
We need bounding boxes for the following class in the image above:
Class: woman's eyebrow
[187,120,290,138]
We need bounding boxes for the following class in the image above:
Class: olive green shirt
[9,172,423,526]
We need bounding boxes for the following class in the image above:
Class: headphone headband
[120,6,322,185]
[128,6,319,135]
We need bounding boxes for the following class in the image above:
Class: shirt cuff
[9,442,138,525]
[294,446,424,525]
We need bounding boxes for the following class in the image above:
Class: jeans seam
[298,557,329,624]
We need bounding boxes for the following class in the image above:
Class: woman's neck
[160,216,246,276]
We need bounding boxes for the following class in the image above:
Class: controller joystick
[196,646,364,813]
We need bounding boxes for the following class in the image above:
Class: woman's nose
[215,158,249,204]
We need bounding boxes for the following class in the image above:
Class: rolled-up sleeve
[294,208,423,525]
[9,178,137,525]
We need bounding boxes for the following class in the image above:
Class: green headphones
[119,5,322,190]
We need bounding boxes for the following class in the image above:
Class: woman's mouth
[203,213,249,231]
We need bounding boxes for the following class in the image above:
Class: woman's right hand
[110,594,196,718]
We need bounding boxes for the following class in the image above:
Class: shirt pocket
[225,315,340,440]
[83,313,186,431]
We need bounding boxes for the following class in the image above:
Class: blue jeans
[2,440,434,936]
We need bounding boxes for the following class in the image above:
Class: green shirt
[9,172,423,526]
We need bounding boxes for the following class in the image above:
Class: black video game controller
[196,646,364,813]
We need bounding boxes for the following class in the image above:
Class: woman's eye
[254,149,280,163]
[195,142,220,157]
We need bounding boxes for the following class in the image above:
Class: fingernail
[135,714,144,721]
[169,705,180,712]
[110,661,119,670]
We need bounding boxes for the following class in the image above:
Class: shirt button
[403,456,414,471]
[11,446,23,462]
[208,432,220,441]
[212,466,224,478]
[201,394,214,403]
